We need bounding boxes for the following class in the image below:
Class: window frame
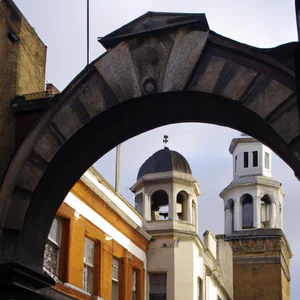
[82,236,95,295]
[241,194,254,229]
[44,215,64,279]
[265,152,270,169]
[132,268,137,300]
[112,257,119,300]
[149,273,167,300]
[252,151,258,167]
[244,152,249,168]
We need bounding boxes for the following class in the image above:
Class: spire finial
[163,135,169,148]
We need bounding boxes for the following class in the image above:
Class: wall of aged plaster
[217,239,233,298]
[0,0,46,183]
[146,237,175,300]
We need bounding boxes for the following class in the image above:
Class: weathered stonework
[229,235,292,300]
[0,0,46,183]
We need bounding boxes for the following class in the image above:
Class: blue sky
[14,0,299,297]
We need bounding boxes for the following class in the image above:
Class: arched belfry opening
[241,194,254,229]
[261,194,272,228]
[131,146,200,233]
[176,191,189,221]
[0,10,298,296]
[151,190,169,220]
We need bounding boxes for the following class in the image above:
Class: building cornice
[225,228,293,258]
[130,170,201,195]
[229,137,256,154]
[219,176,284,198]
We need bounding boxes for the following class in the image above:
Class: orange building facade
[43,168,151,300]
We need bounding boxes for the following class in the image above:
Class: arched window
[176,191,189,221]
[241,194,253,229]
[261,195,271,228]
[151,190,169,221]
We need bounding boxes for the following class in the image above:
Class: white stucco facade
[221,135,284,237]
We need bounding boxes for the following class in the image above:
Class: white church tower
[130,146,200,234]
[220,134,284,237]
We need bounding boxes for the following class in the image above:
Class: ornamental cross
[163,135,169,147]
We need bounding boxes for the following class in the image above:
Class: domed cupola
[131,143,200,234]
[137,147,192,180]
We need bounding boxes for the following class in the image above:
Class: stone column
[224,206,233,236]
[187,195,192,223]
[234,199,241,230]
[168,189,175,220]
[254,196,261,228]
[271,202,277,228]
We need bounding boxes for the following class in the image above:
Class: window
[265,152,270,169]
[197,278,203,300]
[241,194,253,229]
[151,190,169,220]
[112,257,119,300]
[252,151,258,167]
[244,152,249,168]
[150,274,166,300]
[261,195,271,228]
[132,269,137,300]
[83,237,95,294]
[176,191,188,221]
[234,155,237,172]
[44,216,62,277]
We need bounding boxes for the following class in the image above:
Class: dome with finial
[137,147,192,180]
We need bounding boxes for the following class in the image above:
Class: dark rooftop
[137,147,192,180]
[99,11,209,49]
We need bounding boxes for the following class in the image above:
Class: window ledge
[63,282,91,296]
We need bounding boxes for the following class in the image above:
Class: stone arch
[261,194,273,228]
[176,190,189,221]
[150,190,169,221]
[0,12,299,278]
[241,194,254,229]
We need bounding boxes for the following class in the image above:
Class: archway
[0,12,299,292]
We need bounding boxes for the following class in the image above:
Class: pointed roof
[99,11,209,49]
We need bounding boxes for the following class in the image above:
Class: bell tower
[131,146,201,300]
[220,134,292,300]
[130,146,200,234]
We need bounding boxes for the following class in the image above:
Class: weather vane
[163,135,169,147]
